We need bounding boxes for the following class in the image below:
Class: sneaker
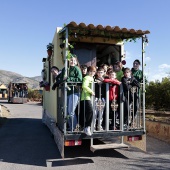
[84,126,92,136]
[123,124,127,131]
[97,126,104,131]
[113,126,117,130]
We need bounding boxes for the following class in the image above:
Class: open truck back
[41,21,150,158]
[8,78,28,104]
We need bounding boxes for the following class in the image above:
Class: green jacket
[81,75,94,101]
[116,70,123,81]
[131,68,143,83]
[60,66,82,95]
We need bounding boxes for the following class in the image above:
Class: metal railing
[56,82,144,135]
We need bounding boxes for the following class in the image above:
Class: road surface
[0,100,169,170]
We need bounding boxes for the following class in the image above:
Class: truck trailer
[41,21,150,158]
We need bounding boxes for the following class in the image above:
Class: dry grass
[145,109,170,124]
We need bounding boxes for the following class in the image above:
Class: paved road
[0,100,170,170]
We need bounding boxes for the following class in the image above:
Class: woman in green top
[80,66,96,136]
[131,59,143,83]
[59,55,82,131]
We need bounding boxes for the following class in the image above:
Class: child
[80,65,88,78]
[94,67,106,131]
[80,66,96,136]
[100,63,108,78]
[121,67,140,127]
[113,61,124,81]
[51,66,61,90]
[103,70,121,129]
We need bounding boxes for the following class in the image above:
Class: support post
[64,27,68,134]
[142,35,146,132]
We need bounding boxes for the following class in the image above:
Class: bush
[146,77,170,110]
[27,89,42,101]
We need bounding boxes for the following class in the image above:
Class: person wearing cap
[80,66,96,136]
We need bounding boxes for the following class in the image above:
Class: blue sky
[0,0,170,81]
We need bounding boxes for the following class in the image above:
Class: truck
[8,78,28,104]
[41,21,150,158]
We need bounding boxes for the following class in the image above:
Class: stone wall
[146,120,170,143]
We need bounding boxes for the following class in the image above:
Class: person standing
[94,67,106,131]
[113,61,124,81]
[121,68,140,127]
[103,70,121,129]
[80,66,96,136]
[80,65,88,78]
[59,55,82,131]
[131,59,143,83]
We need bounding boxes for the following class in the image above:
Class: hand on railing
[91,91,95,96]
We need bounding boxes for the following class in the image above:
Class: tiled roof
[62,21,150,39]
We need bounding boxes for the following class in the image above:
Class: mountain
[31,76,42,82]
[0,70,41,89]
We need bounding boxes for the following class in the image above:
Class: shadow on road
[48,139,128,167]
[0,100,42,106]
[0,118,61,167]
[0,117,128,167]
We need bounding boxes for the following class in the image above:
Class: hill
[0,70,41,89]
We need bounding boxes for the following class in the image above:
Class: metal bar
[90,138,93,147]
[133,90,135,128]
[119,84,124,132]
[127,90,130,128]
[58,27,66,34]
[105,83,109,131]
[91,82,95,133]
[77,86,80,128]
[142,35,146,132]
[99,84,101,130]
[137,87,141,129]
[64,130,145,140]
[136,88,139,128]
[72,86,74,132]
[113,109,115,130]
[83,99,85,128]
[64,27,68,134]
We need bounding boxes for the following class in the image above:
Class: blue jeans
[67,93,79,130]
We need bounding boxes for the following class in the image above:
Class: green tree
[146,77,170,110]
[27,89,42,101]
